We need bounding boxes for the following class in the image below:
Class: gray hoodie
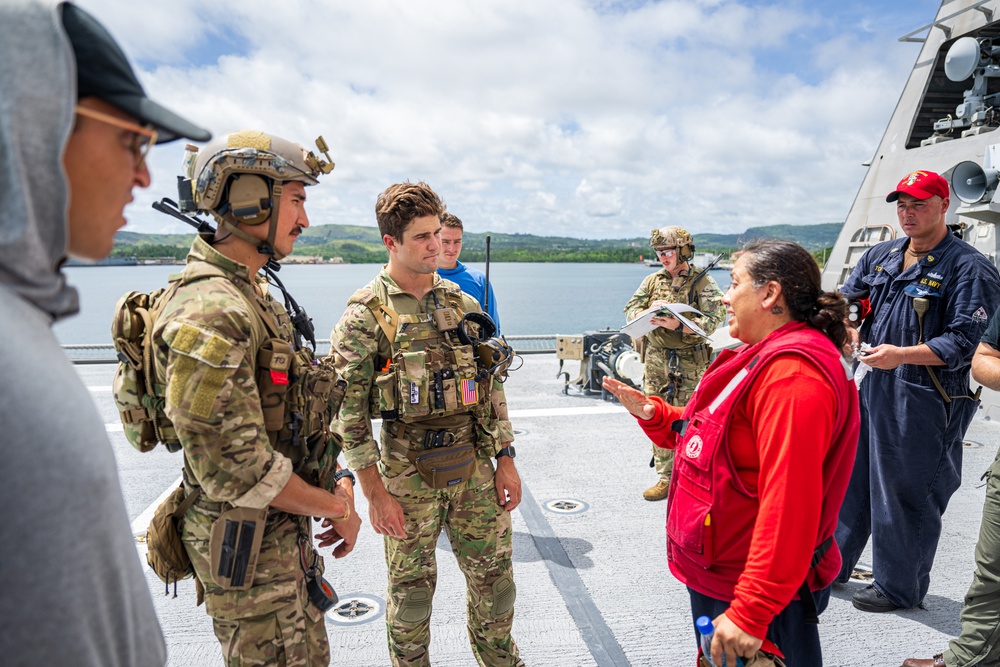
[0,1,166,665]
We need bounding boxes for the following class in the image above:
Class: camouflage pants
[182,502,330,667]
[211,595,329,667]
[643,346,709,483]
[379,434,522,667]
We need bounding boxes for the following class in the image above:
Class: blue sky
[80,0,946,239]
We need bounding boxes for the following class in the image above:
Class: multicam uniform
[624,268,725,483]
[154,236,345,667]
[330,269,522,667]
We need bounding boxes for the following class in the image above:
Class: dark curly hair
[375,181,445,241]
[740,239,848,349]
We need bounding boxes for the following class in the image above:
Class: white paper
[622,303,708,339]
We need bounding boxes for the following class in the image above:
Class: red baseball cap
[886,170,950,202]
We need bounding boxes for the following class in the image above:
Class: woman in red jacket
[605,240,860,667]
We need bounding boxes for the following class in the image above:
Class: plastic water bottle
[696,616,745,667]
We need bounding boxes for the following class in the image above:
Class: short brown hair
[440,212,463,230]
[375,182,445,240]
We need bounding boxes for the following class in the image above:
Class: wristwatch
[495,446,516,460]
[333,468,356,487]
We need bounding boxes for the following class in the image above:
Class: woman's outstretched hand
[602,377,657,420]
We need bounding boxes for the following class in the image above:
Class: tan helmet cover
[189,130,327,224]
[649,226,694,261]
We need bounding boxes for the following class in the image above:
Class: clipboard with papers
[621,303,708,339]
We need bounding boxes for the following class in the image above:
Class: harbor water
[55,262,732,344]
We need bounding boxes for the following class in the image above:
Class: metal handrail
[64,334,562,364]
[898,0,993,43]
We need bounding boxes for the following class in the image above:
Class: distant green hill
[111,222,843,263]
[693,222,843,253]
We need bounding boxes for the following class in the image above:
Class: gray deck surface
[80,353,1000,667]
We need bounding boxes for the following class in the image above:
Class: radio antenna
[484,234,491,312]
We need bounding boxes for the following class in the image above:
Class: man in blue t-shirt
[436,212,501,333]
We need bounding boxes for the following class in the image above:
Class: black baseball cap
[60,3,211,144]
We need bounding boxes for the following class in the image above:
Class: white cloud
[77,0,924,239]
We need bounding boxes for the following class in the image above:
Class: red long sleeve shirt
[639,354,857,639]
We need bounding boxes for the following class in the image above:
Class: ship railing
[63,335,560,365]
[837,223,897,287]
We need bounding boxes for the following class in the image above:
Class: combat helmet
[649,226,694,262]
[180,130,334,258]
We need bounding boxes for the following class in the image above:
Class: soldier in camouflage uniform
[329,182,524,667]
[154,130,361,666]
[624,226,725,501]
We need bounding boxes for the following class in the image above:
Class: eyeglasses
[654,247,677,258]
[74,105,158,169]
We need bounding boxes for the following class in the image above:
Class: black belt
[382,419,476,448]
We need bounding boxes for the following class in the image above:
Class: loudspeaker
[951,160,998,204]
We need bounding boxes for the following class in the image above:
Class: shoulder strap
[349,280,399,345]
[172,487,202,520]
[368,296,398,345]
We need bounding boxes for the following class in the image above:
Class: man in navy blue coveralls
[835,170,1000,613]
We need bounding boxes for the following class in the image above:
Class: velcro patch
[163,321,242,369]
[163,321,246,421]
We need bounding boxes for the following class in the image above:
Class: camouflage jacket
[153,236,341,508]
[624,268,726,349]
[328,269,512,471]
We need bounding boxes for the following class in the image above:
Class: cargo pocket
[375,370,399,419]
[398,351,430,418]
[666,485,714,568]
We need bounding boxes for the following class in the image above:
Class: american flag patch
[461,379,478,405]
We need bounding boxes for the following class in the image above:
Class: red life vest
[666,322,857,602]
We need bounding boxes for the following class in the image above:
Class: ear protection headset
[457,312,498,346]
[677,242,694,262]
[456,312,514,379]
[226,174,273,225]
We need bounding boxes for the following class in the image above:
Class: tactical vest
[665,322,856,600]
[644,268,708,349]
[112,261,345,485]
[349,277,491,428]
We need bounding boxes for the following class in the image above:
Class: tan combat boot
[643,479,670,501]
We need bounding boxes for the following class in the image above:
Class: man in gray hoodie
[0,2,210,665]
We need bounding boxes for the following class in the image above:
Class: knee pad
[397,586,433,625]
[491,575,516,617]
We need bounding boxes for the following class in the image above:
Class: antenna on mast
[484,234,491,313]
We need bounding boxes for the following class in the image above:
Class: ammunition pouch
[209,506,267,590]
[691,343,712,366]
[256,338,293,432]
[372,345,485,421]
[282,349,344,447]
[146,484,201,587]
